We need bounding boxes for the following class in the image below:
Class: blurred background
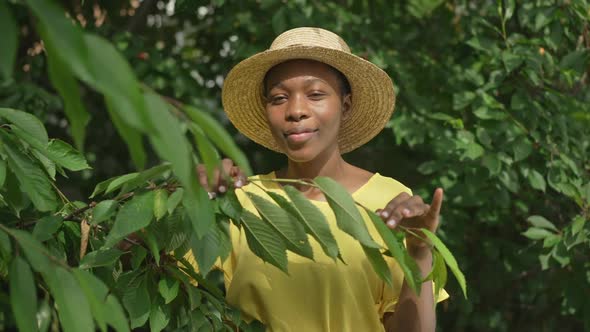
[1,0,589,330]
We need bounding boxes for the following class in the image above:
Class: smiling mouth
[284,129,318,144]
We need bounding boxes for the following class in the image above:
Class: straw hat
[221,27,396,153]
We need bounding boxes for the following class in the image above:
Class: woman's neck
[282,146,350,182]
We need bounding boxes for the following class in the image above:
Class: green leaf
[71,269,109,332]
[527,215,558,232]
[92,200,118,225]
[1,132,58,211]
[25,0,90,81]
[421,228,467,298]
[44,34,90,150]
[0,108,48,145]
[105,191,155,247]
[0,2,18,79]
[37,298,51,332]
[149,301,170,332]
[46,139,90,171]
[246,192,313,259]
[363,208,422,294]
[0,158,6,188]
[79,248,124,269]
[31,149,56,180]
[32,216,63,242]
[144,93,193,189]
[453,91,476,110]
[0,229,11,257]
[105,295,131,332]
[105,98,146,170]
[8,229,53,273]
[218,189,243,222]
[189,123,220,183]
[522,227,555,240]
[190,227,221,276]
[528,170,546,192]
[131,246,148,270]
[158,277,180,304]
[142,231,161,266]
[10,256,39,332]
[362,245,393,286]
[314,177,379,248]
[184,186,215,239]
[122,273,151,329]
[513,137,533,162]
[84,34,149,131]
[167,188,184,215]
[42,267,95,332]
[571,215,585,235]
[504,0,515,21]
[431,250,448,303]
[153,189,168,221]
[118,164,171,196]
[184,106,252,176]
[280,186,340,259]
[240,210,288,272]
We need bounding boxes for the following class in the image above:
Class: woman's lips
[285,130,318,144]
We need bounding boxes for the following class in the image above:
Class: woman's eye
[270,95,287,104]
[309,92,325,99]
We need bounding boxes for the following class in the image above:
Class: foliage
[0,0,465,331]
[0,0,589,331]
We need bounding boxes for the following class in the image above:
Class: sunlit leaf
[153,189,168,221]
[0,108,48,145]
[421,229,467,298]
[167,188,184,215]
[158,277,179,304]
[149,300,170,332]
[105,97,146,170]
[184,186,215,239]
[247,192,313,259]
[32,216,63,242]
[189,123,220,184]
[105,191,155,247]
[314,177,379,248]
[44,33,90,150]
[275,186,340,259]
[184,106,252,176]
[9,257,39,332]
[362,245,393,286]
[91,200,118,225]
[240,210,288,272]
[79,248,124,269]
[363,208,421,294]
[46,139,90,171]
[122,273,151,329]
[522,227,554,240]
[527,215,558,232]
[43,267,95,332]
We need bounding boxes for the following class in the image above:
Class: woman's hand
[196,158,248,197]
[377,188,444,250]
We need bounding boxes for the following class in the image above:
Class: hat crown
[269,27,351,53]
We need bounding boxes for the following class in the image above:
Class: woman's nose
[285,94,309,121]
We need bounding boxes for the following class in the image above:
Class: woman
[192,27,447,332]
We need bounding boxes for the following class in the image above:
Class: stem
[247,177,318,188]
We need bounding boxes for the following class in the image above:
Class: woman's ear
[341,94,352,120]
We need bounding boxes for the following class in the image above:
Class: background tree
[0,0,589,331]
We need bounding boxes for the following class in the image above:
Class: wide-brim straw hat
[221,27,396,153]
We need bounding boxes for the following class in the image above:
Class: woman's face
[264,59,351,162]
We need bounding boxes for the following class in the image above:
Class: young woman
[192,27,447,332]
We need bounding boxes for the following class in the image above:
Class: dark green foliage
[0,0,588,331]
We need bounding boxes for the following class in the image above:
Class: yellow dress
[187,172,448,331]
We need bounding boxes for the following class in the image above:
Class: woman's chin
[284,146,318,163]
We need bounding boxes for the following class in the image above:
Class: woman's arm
[382,247,435,332]
[378,188,444,332]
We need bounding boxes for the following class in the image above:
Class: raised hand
[196,158,248,197]
[377,188,444,249]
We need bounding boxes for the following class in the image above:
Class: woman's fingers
[196,164,209,189]
[380,193,428,228]
[196,159,248,195]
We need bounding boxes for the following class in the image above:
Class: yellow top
[186,172,448,332]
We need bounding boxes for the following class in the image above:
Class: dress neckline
[262,171,380,204]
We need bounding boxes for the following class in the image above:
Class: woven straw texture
[221,27,396,153]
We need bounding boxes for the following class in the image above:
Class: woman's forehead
[265,59,340,87]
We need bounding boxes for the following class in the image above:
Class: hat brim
[221,45,396,153]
